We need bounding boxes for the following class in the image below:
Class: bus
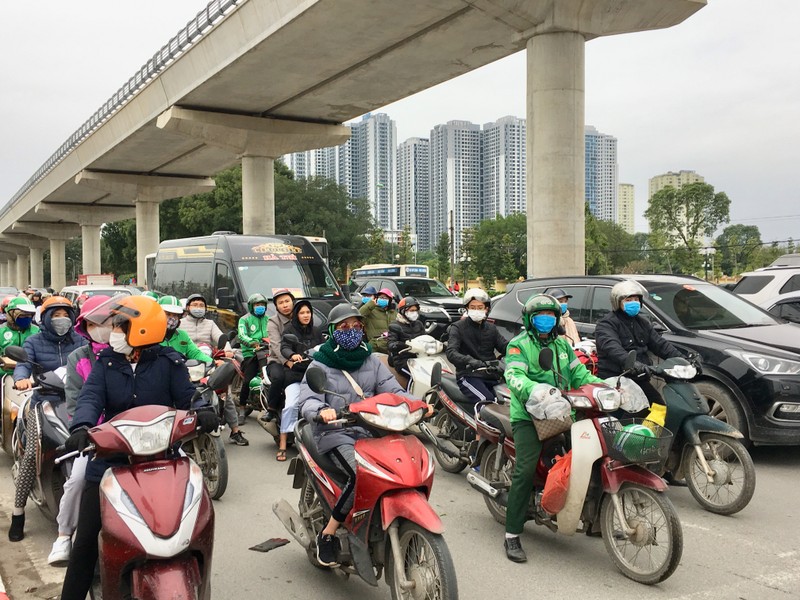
[301,236,329,265]
[350,264,429,280]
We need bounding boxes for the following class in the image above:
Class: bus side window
[154,262,186,298]
[185,261,214,303]
[215,262,236,309]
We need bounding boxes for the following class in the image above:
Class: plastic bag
[541,450,572,515]
[604,376,649,413]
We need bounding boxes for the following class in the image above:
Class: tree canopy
[462,214,526,287]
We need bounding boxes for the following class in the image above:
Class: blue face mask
[332,327,364,350]
[361,296,371,305]
[623,301,641,317]
[560,303,568,315]
[376,298,390,309]
[14,316,32,329]
[532,314,557,334]
[253,305,266,317]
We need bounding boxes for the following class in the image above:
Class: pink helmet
[75,295,111,339]
[378,288,394,299]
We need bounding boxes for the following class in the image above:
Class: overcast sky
[2,0,798,242]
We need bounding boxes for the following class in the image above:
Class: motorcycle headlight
[594,387,621,411]
[422,340,443,355]
[726,350,800,376]
[113,413,175,455]
[566,395,592,409]
[359,402,425,432]
[663,364,697,379]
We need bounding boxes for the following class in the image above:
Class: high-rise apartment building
[285,147,340,181]
[648,170,705,198]
[349,113,397,231]
[429,121,482,257]
[618,183,635,234]
[482,116,526,219]
[585,125,618,222]
[396,138,431,252]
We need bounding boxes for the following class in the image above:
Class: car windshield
[643,281,779,329]
[236,261,341,300]
[395,279,453,298]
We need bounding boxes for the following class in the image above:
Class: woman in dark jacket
[387,296,426,376]
[59,295,217,600]
[276,299,324,460]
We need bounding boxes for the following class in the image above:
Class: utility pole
[449,210,455,288]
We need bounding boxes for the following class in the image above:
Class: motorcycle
[1,357,24,456]
[5,344,71,522]
[400,335,455,398]
[464,349,683,585]
[56,404,216,600]
[652,356,756,515]
[272,367,458,600]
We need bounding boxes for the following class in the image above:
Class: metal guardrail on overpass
[2,0,245,217]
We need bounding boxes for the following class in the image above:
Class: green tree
[714,224,763,276]
[435,232,450,281]
[101,220,137,280]
[397,225,413,264]
[463,214,526,287]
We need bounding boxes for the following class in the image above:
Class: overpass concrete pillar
[6,258,17,288]
[10,224,81,291]
[242,156,275,235]
[16,254,30,290]
[50,239,67,291]
[30,248,45,288]
[81,224,102,275]
[0,262,7,287]
[135,200,160,287]
[526,32,585,278]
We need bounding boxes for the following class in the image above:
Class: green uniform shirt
[161,328,212,363]
[237,313,269,358]
[0,324,40,374]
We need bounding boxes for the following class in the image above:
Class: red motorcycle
[58,403,217,599]
[272,367,458,600]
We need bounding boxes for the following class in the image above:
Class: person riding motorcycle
[297,303,415,567]
[0,297,40,374]
[387,296,426,376]
[358,285,378,305]
[237,293,270,409]
[158,295,214,364]
[59,294,218,600]
[0,295,15,325]
[7,296,87,542]
[502,294,606,563]
[545,287,580,346]
[359,287,396,353]
[445,288,508,404]
[262,288,295,422]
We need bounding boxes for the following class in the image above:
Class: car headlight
[726,350,800,375]
[594,387,621,411]
[114,413,175,455]
[419,306,447,317]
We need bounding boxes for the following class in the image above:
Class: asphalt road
[1,418,799,600]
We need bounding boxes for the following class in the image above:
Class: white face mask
[406,311,420,322]
[109,331,133,355]
[89,325,111,344]
[467,309,486,323]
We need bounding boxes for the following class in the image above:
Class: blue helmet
[361,285,378,296]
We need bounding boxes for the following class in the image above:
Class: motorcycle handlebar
[55,444,96,465]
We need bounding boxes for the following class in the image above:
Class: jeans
[280,383,301,434]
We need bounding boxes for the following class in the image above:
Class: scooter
[56,401,218,600]
[272,367,458,600]
[464,349,683,585]
[401,335,455,398]
[652,356,756,515]
[5,345,71,522]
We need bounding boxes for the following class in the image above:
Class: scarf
[313,337,372,372]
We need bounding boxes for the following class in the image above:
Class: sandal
[276,449,287,462]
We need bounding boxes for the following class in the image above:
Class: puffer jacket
[280,321,325,361]
[180,314,228,348]
[298,355,411,453]
[595,309,682,378]
[445,317,508,379]
[267,311,292,365]
[71,345,196,482]
[387,316,426,371]
[65,342,108,418]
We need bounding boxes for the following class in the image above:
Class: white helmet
[610,280,647,310]
[462,287,490,308]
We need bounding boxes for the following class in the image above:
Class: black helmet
[397,296,420,316]
[186,293,207,307]
[327,303,363,332]
[545,288,573,301]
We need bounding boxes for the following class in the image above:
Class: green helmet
[142,291,160,301]
[158,295,184,315]
[247,293,268,314]
[6,297,36,314]
[248,375,263,390]
[522,294,561,336]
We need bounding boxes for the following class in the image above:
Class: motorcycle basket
[600,418,672,469]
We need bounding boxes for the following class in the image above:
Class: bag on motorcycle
[533,415,573,441]
[541,450,572,515]
[573,348,598,376]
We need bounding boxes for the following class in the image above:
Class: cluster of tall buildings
[286,113,637,255]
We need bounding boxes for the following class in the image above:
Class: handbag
[541,451,572,515]
[532,414,573,441]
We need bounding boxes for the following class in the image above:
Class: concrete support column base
[527,31,585,277]
[50,239,67,291]
[81,224,102,275]
[136,200,160,286]
[242,156,275,235]
[30,248,45,288]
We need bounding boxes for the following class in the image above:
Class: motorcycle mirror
[538,347,554,371]
[431,362,442,387]
[217,333,228,350]
[623,350,637,371]
[207,361,235,389]
[227,329,238,341]
[39,371,66,390]
[4,345,29,363]
[306,367,328,394]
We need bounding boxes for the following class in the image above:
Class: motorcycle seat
[479,403,513,439]
[298,423,349,487]
[440,375,472,406]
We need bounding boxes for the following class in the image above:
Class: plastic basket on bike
[601,418,672,469]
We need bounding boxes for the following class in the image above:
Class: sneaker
[504,536,527,563]
[316,532,340,567]
[260,410,277,423]
[230,431,249,446]
[48,536,72,566]
[8,513,25,542]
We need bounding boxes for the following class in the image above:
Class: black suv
[489,274,800,446]
[351,277,462,339]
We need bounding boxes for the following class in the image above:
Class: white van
[730,266,800,305]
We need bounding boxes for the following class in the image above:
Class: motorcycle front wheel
[601,484,683,585]
[386,520,458,600]
[684,434,756,515]
[185,434,229,500]
[298,479,330,571]
[479,446,512,525]
[431,412,469,474]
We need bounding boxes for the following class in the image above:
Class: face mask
[560,303,569,315]
[361,296,371,305]
[253,305,266,317]
[406,311,420,322]
[623,301,641,317]
[166,316,181,331]
[109,331,133,355]
[467,309,486,323]
[14,316,32,330]
[89,326,111,344]
[376,298,390,309]
[532,314,557,334]
[189,308,206,319]
[332,328,364,350]
[51,316,72,337]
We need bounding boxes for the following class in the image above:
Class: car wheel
[695,380,749,444]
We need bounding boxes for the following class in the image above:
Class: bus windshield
[235,260,341,300]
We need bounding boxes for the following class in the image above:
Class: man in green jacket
[237,293,269,407]
[0,298,40,374]
[502,294,605,563]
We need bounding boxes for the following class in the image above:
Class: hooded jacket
[65,342,108,418]
[387,314,426,371]
[237,312,269,359]
[280,300,324,361]
[445,316,508,379]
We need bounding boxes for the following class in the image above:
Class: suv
[351,277,462,339]
[489,274,800,446]
[730,266,800,305]
[60,285,141,304]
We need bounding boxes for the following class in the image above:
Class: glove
[467,359,486,371]
[196,411,220,433]
[631,362,651,377]
[65,427,90,453]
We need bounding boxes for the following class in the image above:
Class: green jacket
[237,313,269,358]
[161,328,212,364]
[359,300,396,353]
[504,331,603,423]
[0,324,40,374]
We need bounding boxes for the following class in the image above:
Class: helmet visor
[83,294,138,327]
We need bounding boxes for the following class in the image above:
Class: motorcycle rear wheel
[386,520,458,600]
[185,434,229,500]
[601,484,683,584]
[479,446,512,525]
[431,412,469,474]
[684,434,755,515]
